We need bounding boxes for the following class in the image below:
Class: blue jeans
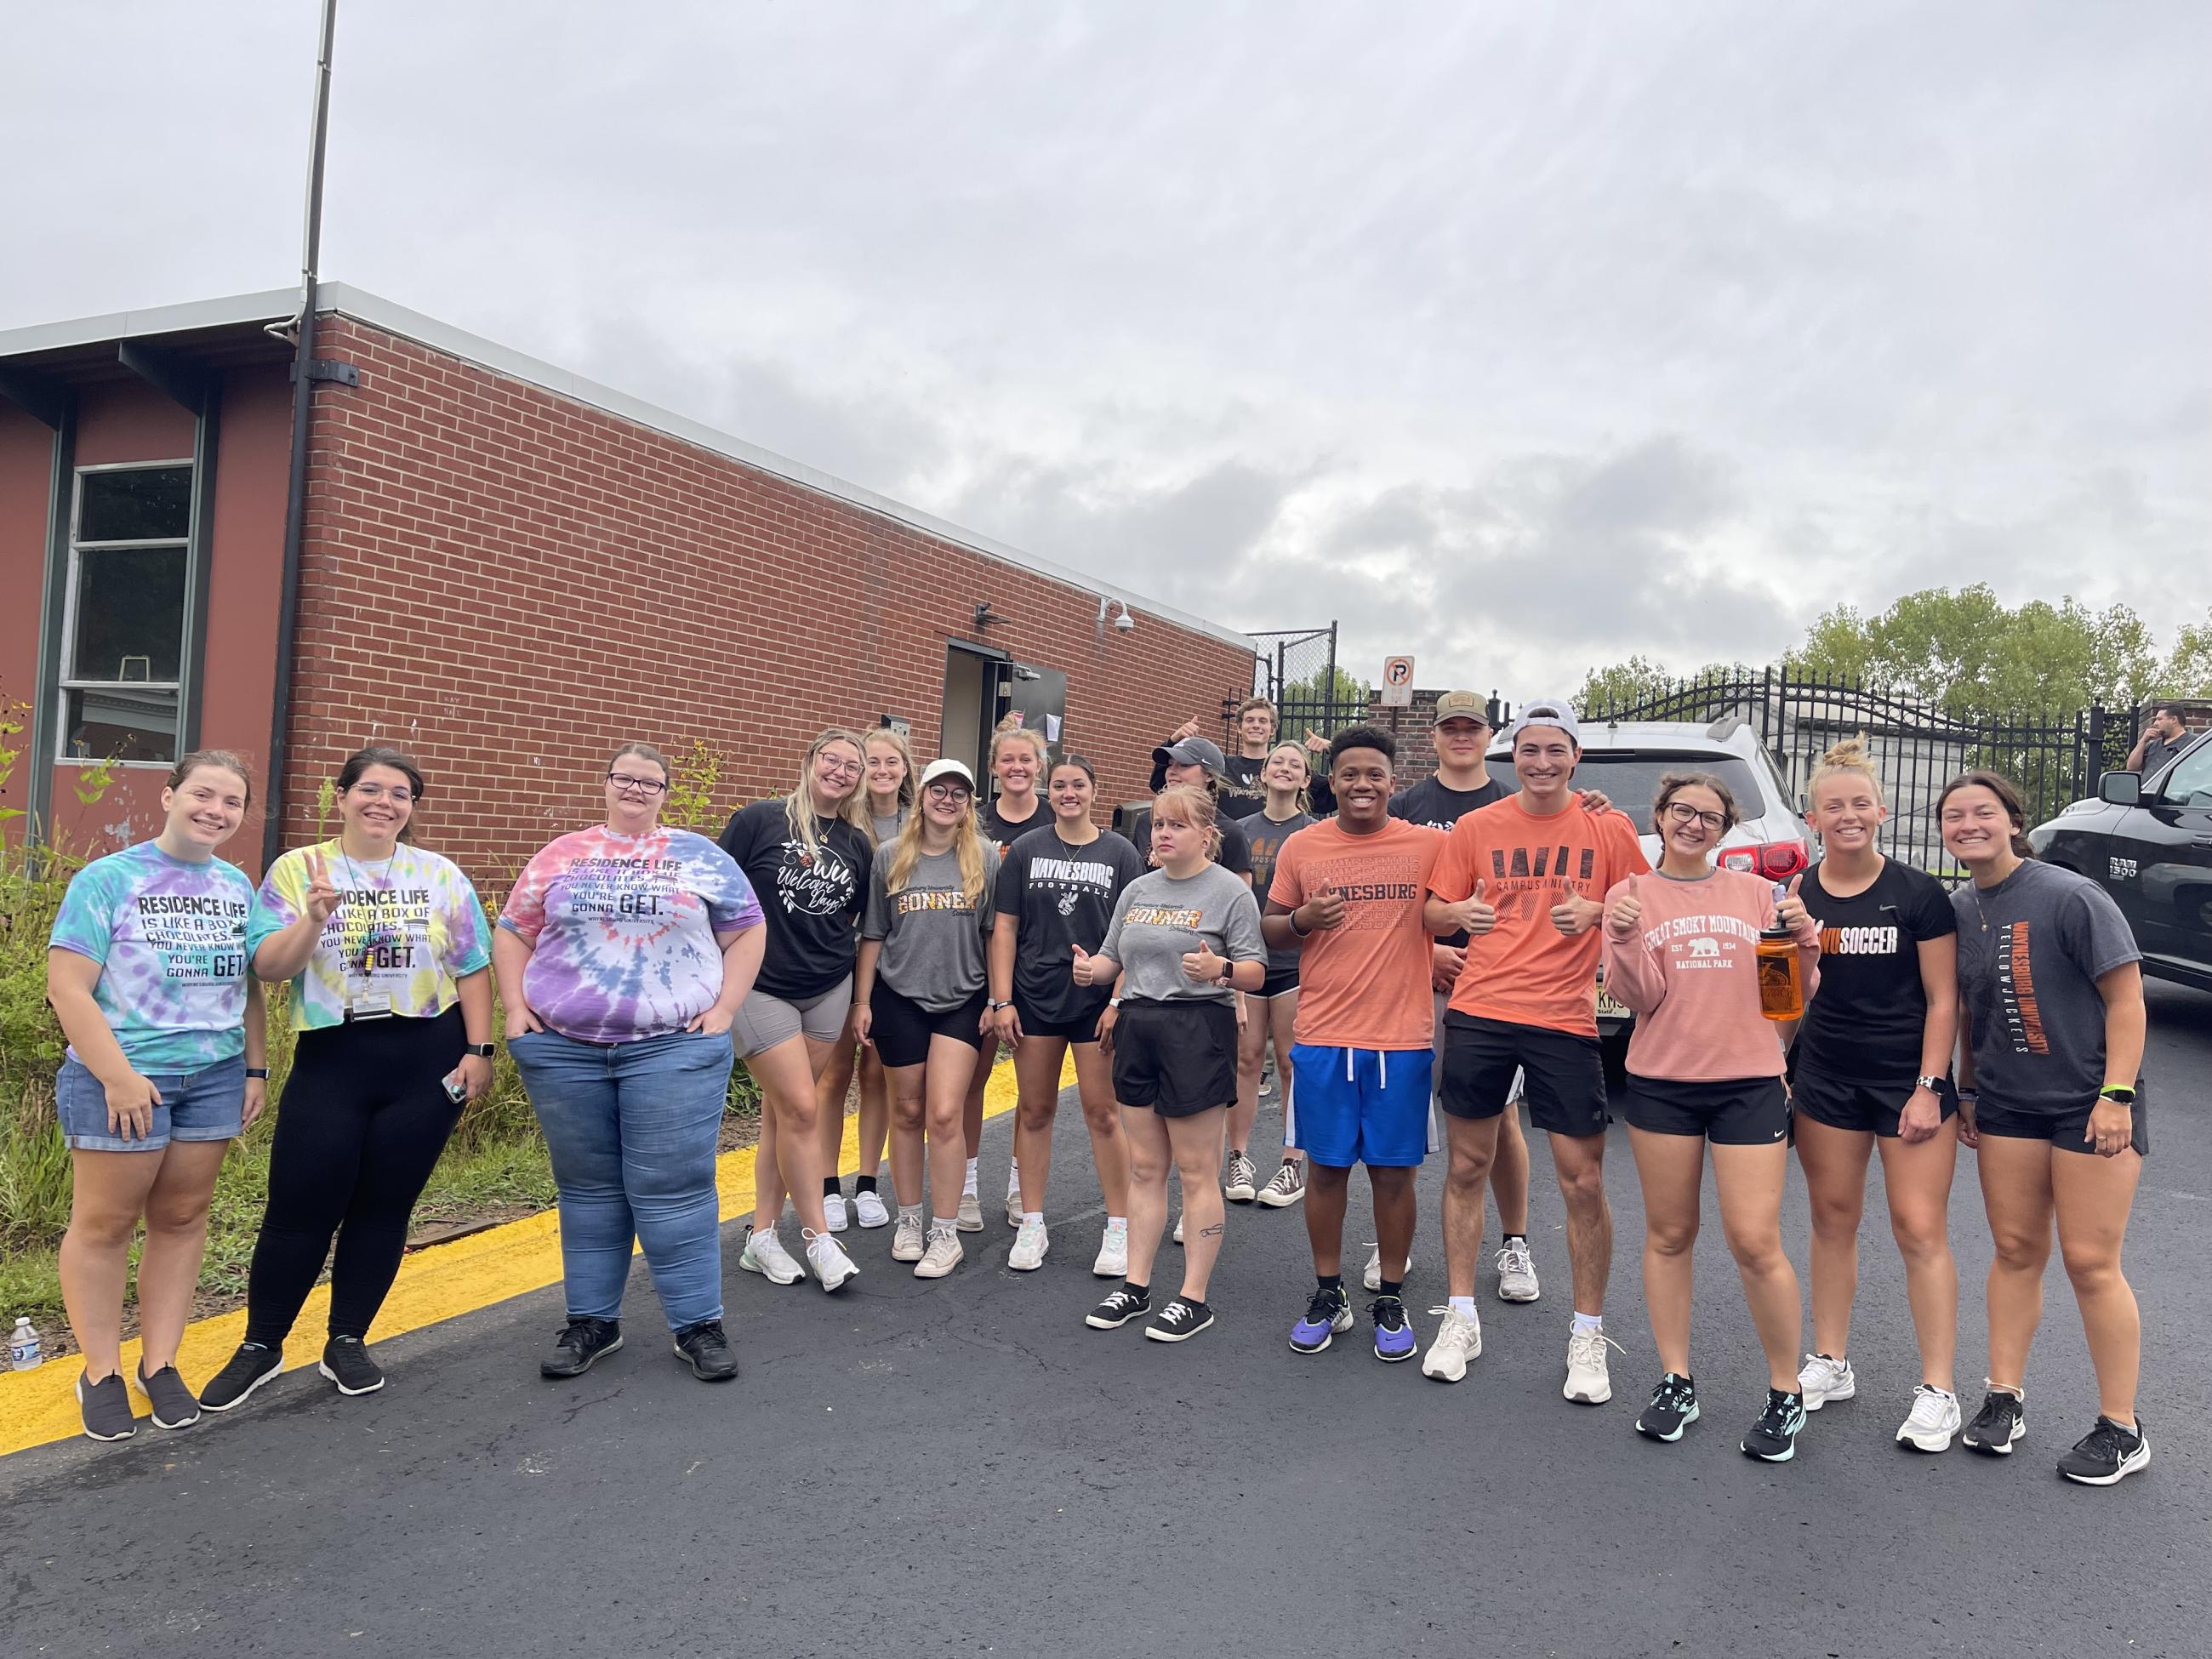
[57,1052,246,1152]
[510,1028,734,1331]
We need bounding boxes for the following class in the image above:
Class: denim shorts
[56,1052,247,1152]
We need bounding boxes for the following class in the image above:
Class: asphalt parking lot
[3,978,2207,1658]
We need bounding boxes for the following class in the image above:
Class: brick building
[0,287,1256,876]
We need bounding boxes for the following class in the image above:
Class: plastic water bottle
[9,1317,41,1371]
[1757,881,1804,1023]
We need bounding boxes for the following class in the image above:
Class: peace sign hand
[302,848,341,927]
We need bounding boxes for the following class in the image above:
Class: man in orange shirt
[1422,699,1650,1403]
[1263,727,1446,1365]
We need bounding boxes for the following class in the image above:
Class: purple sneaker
[1371,1295,1418,1362]
[1289,1285,1354,1354]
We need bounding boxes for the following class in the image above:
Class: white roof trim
[0,285,1252,654]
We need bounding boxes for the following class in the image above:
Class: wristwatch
[245,1067,270,1080]
[2098,1085,2136,1105]
[464,1042,496,1058]
[986,1000,1012,1011]
[1915,1075,1945,1094]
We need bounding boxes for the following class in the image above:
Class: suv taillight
[1719,841,1807,881]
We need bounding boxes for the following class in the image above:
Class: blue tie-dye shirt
[498,825,765,1042]
[48,841,255,1073]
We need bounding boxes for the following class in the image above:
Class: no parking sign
[1381,655,1415,707]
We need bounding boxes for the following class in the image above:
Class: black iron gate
[1580,669,2126,881]
[1236,622,1369,747]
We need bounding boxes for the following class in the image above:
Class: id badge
[347,993,396,1020]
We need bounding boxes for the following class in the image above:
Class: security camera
[1112,602,1136,632]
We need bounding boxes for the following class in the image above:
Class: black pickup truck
[2030,730,2212,993]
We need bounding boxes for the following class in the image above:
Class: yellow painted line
[0,1051,1059,1460]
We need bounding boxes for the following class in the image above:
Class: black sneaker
[318,1335,385,1396]
[76,1372,137,1442]
[540,1317,624,1378]
[671,1319,738,1381]
[1370,1295,1417,1362]
[134,1361,202,1429]
[2056,1417,2150,1486]
[1635,1373,1700,1443]
[1145,1297,1213,1343]
[198,1343,283,1412]
[1962,1388,2026,1457]
[1741,1388,1808,1462]
[1085,1285,1151,1329]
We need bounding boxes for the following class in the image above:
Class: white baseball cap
[919,758,977,791]
[1506,698,1582,745]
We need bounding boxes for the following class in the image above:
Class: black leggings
[244,1007,465,1345]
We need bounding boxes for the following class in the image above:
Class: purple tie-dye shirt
[499,826,764,1042]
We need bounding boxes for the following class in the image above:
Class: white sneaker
[1172,1211,1185,1245]
[1010,1217,1049,1271]
[1564,1325,1620,1405]
[957,1194,984,1232]
[890,1211,926,1262]
[739,1225,804,1286]
[803,1229,858,1293]
[853,1189,891,1229]
[1093,1223,1129,1279]
[1896,1384,1962,1453]
[1223,1151,1258,1203]
[1420,1308,1484,1382]
[822,1191,849,1234]
[1361,1243,1412,1293]
[1494,1238,1539,1303]
[1255,1160,1306,1208]
[1799,1352,1857,1410]
[915,1225,963,1279]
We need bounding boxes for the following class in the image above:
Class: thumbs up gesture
[303,847,341,927]
[1300,881,1348,934]
[1071,943,1103,987]
[1775,871,1811,933]
[1460,878,1499,936]
[1605,875,1643,938]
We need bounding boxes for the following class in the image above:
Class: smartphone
[442,1075,468,1103]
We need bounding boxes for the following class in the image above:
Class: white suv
[1488,714,1810,1037]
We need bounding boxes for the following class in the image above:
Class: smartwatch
[464,1042,496,1058]
[2098,1086,2136,1105]
[245,1067,271,1080]
[1914,1075,1946,1094]
[987,1000,1012,1012]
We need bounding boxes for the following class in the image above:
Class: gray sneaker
[1223,1151,1259,1203]
[135,1361,202,1429]
[77,1371,137,1441]
[1495,1237,1540,1303]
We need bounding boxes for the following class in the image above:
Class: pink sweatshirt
[1600,867,1821,1083]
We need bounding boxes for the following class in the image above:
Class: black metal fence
[1578,670,2135,882]
[1237,623,1369,750]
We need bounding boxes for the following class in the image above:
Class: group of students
[42,692,2152,1486]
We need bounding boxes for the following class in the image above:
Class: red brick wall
[280,318,1254,877]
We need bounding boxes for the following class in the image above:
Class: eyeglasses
[607,773,669,796]
[924,783,972,803]
[818,757,863,778]
[1662,802,1727,832]
[350,783,414,805]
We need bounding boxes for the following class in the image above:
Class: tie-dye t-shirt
[248,840,493,1033]
[499,826,767,1043]
[48,841,255,1072]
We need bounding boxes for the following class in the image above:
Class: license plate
[1593,974,1630,1022]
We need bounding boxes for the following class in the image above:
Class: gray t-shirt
[1952,859,2141,1114]
[863,843,1001,1011]
[1099,863,1266,1006]
[870,809,908,847]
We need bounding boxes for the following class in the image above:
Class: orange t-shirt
[1268,816,1445,1050]
[1428,795,1650,1037]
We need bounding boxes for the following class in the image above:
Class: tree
[1280,664,1371,716]
[1574,656,1756,716]
[2158,607,2212,697]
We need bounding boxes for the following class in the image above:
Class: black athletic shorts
[1013,992,1107,1045]
[1792,1070,1958,1138]
[1973,1093,2150,1157]
[1622,1073,1789,1146]
[869,981,988,1069]
[1254,965,1299,1000]
[1111,998,1238,1118]
[1439,1012,1609,1138]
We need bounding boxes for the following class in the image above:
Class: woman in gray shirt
[853,759,1000,1281]
[1077,786,1266,1345]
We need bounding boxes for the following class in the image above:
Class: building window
[58,462,192,765]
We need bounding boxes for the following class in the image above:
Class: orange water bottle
[1757,882,1804,1023]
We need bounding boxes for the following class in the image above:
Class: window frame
[54,458,195,768]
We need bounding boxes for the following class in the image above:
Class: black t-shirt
[1146,749,1274,820]
[1390,775,1507,946]
[995,826,1147,1027]
[978,796,1049,854]
[716,800,874,1000]
[1241,809,1318,972]
[1128,806,1252,877]
[1792,857,1958,1090]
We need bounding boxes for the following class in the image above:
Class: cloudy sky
[8,2,2207,696]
